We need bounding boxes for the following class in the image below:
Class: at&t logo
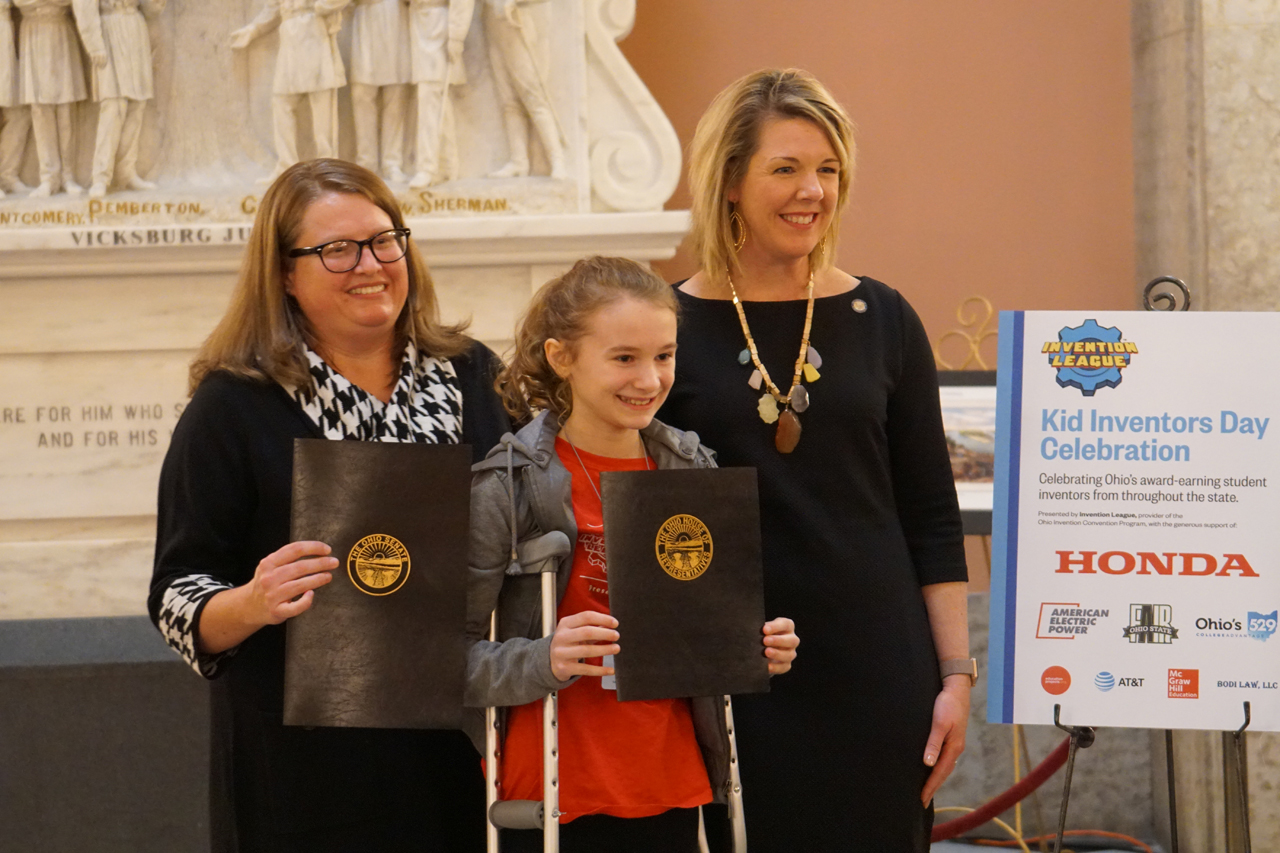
[1094,672,1145,691]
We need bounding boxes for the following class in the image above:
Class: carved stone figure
[73,0,166,198]
[0,0,32,196]
[482,0,564,180]
[15,0,87,197]
[230,0,350,182]
[407,0,472,190]
[349,0,411,184]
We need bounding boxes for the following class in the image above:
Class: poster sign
[989,311,1280,731]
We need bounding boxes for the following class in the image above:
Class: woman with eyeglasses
[147,158,507,853]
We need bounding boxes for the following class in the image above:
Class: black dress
[658,278,966,853]
[148,341,510,853]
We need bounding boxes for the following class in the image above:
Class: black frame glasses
[288,228,411,273]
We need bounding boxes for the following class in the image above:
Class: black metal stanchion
[1225,702,1253,853]
[1165,729,1180,853]
[1050,704,1096,853]
[1143,276,1190,851]
[1143,276,1192,312]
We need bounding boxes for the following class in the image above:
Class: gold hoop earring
[730,210,747,253]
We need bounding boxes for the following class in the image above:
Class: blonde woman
[148,159,506,852]
[659,69,971,852]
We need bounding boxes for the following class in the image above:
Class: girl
[463,256,799,853]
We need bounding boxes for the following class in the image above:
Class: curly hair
[497,256,679,422]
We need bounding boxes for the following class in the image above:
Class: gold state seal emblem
[348,533,411,596]
[655,514,713,581]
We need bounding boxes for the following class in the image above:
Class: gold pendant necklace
[725,269,821,454]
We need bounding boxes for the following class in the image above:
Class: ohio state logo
[1054,550,1258,577]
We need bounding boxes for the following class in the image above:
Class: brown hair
[497,256,678,422]
[188,158,470,394]
[687,68,857,289]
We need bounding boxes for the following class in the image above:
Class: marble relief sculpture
[482,0,564,179]
[73,0,166,198]
[16,0,87,197]
[230,0,351,182]
[0,0,32,196]
[0,0,683,218]
[349,0,411,184]
[407,0,472,189]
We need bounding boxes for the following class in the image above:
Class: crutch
[722,695,748,852]
[486,560,559,851]
[484,557,749,852]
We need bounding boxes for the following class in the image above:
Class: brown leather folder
[601,467,770,702]
[284,438,470,729]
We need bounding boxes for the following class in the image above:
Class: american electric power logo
[1036,602,1109,638]
[1124,604,1178,644]
[1168,668,1199,699]
[1043,319,1136,396]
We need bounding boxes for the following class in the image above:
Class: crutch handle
[490,799,545,831]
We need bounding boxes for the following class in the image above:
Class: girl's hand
[246,540,338,626]
[549,610,620,681]
[762,617,798,675]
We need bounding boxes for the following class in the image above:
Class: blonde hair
[497,256,679,422]
[188,158,470,394]
[687,68,856,289]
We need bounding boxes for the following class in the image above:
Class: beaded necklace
[725,269,822,453]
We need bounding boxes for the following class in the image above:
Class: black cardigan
[148,340,509,849]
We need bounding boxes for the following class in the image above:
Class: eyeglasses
[288,228,411,273]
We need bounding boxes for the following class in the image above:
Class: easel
[1047,277,1255,853]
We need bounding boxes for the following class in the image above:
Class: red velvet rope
[931,737,1071,842]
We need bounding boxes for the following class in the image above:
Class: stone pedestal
[1132,2,1280,848]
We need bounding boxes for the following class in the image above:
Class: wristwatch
[940,658,979,686]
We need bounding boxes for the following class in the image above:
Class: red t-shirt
[498,438,713,821]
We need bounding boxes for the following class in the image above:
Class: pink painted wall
[619,0,1136,366]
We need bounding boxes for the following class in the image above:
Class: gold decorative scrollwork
[934,296,998,370]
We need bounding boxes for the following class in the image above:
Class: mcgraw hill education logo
[1248,611,1278,641]
[1042,319,1136,396]
[1036,602,1109,639]
[1124,604,1178,644]
[1168,668,1199,699]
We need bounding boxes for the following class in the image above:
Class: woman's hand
[920,676,971,805]
[762,617,798,675]
[548,610,619,682]
[197,541,337,655]
[246,540,338,625]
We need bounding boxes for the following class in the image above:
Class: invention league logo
[1042,319,1136,396]
[1124,603,1178,643]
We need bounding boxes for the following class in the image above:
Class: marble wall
[1132,1,1280,849]
[0,211,689,623]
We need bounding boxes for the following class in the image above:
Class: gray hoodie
[462,409,733,801]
